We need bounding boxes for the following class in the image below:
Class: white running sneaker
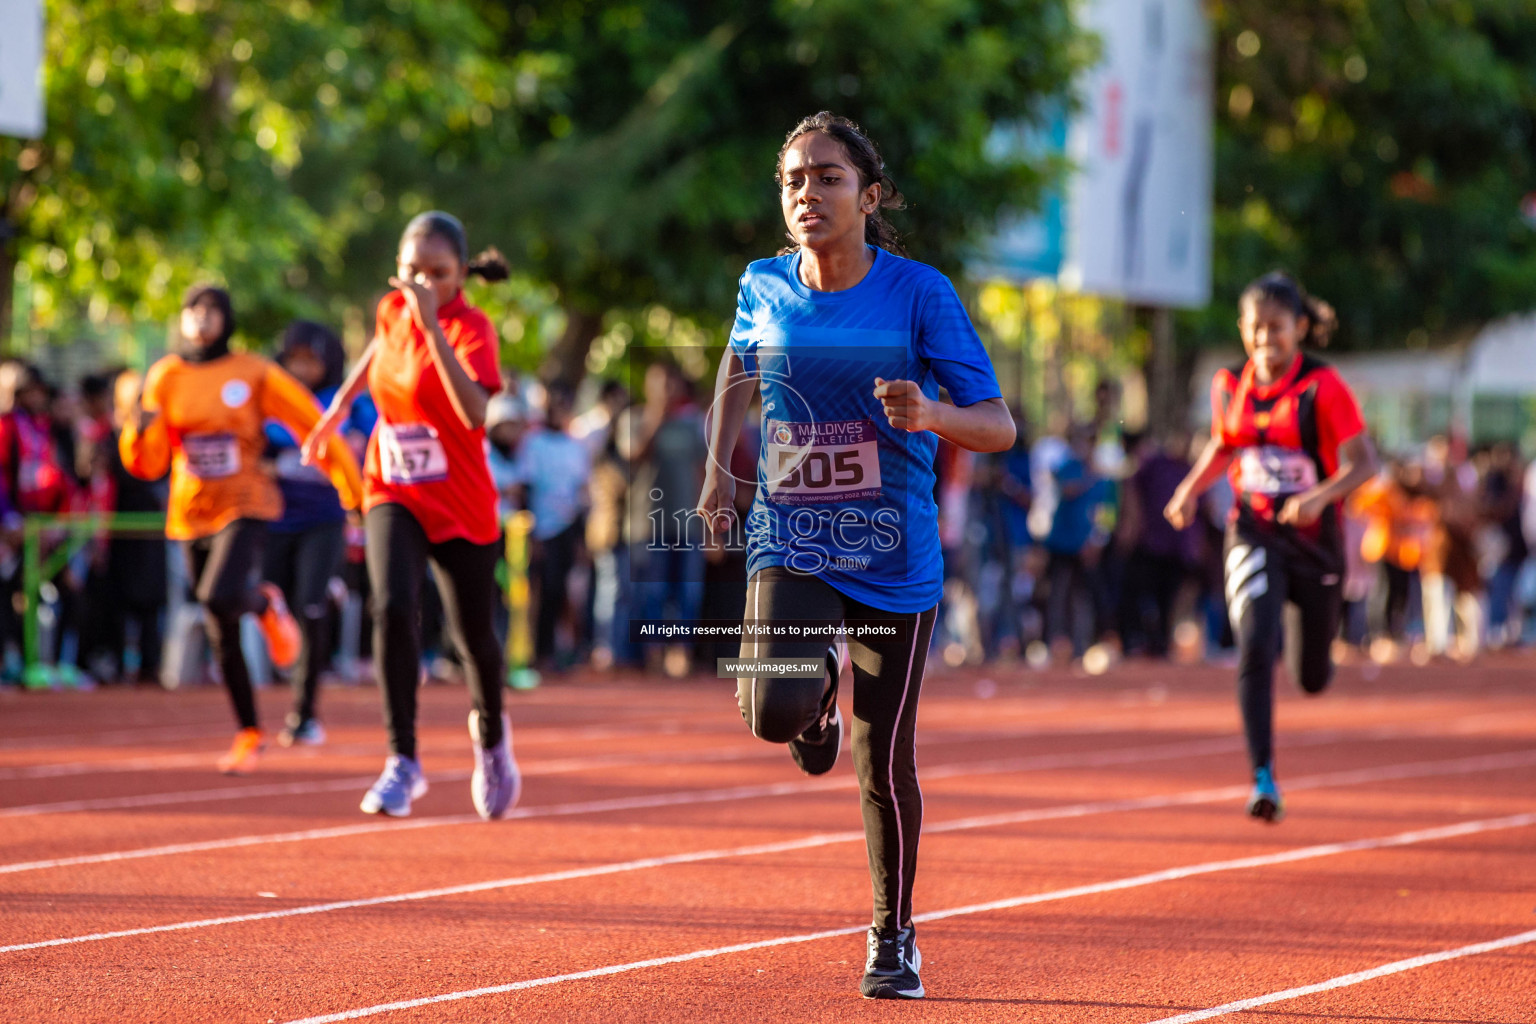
[360,754,427,816]
[469,711,522,820]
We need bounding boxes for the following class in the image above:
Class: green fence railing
[19,510,542,691]
[21,511,168,689]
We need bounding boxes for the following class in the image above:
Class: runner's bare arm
[697,349,755,534]
[1165,437,1235,530]
[302,338,377,466]
[872,379,1014,453]
[390,277,490,431]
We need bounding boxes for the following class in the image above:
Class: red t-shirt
[0,410,72,517]
[363,290,502,544]
[1212,352,1365,525]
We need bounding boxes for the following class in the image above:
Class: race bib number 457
[765,419,882,505]
[380,423,449,485]
[1238,445,1319,496]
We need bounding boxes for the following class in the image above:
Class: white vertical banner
[1061,0,1212,308]
[0,0,45,139]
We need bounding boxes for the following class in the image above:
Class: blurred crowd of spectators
[936,383,1536,672]
[2,357,1533,690]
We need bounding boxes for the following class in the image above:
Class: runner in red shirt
[304,211,519,820]
[1165,272,1378,823]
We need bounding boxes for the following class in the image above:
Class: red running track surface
[1,658,1533,1023]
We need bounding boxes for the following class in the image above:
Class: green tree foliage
[0,0,543,350]
[1198,0,1536,350]
[4,0,1085,373]
[471,0,1088,384]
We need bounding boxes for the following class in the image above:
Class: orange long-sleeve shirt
[120,352,362,541]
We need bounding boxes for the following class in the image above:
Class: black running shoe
[861,925,923,999]
[788,643,843,776]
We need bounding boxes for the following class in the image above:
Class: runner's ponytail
[466,247,510,282]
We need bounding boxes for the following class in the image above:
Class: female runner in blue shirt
[698,112,1015,1000]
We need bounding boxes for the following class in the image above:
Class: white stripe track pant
[1223,530,1342,772]
[738,566,937,933]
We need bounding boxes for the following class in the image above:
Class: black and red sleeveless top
[1211,353,1365,565]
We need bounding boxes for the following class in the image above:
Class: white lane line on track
[0,736,1245,871]
[0,741,793,782]
[0,733,1247,819]
[0,772,463,818]
[0,712,1222,780]
[0,715,1442,818]
[0,705,1494,780]
[274,812,1536,1024]
[5,750,1533,955]
[5,737,1534,876]
[1142,927,1536,1023]
[0,724,227,752]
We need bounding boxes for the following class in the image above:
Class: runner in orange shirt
[303,212,520,820]
[120,284,362,774]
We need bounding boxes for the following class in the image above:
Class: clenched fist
[873,377,934,433]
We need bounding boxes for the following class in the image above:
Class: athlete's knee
[371,589,415,632]
[461,636,503,689]
[1298,659,1333,695]
[200,589,246,626]
[739,680,819,743]
[748,702,813,744]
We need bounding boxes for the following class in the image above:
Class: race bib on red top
[380,422,449,485]
[183,432,240,480]
[764,418,882,505]
[1238,445,1319,496]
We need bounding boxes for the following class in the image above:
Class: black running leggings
[365,503,505,760]
[737,566,937,935]
[263,521,345,724]
[183,518,270,730]
[1224,532,1342,771]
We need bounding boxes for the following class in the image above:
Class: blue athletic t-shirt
[264,385,376,534]
[730,246,1001,612]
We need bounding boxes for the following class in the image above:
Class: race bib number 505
[1238,445,1319,496]
[765,419,882,505]
[380,423,449,485]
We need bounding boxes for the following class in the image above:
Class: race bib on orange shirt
[764,418,882,505]
[183,432,240,480]
[1238,445,1318,496]
[380,422,449,485]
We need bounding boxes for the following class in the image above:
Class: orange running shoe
[257,582,302,671]
[218,727,265,775]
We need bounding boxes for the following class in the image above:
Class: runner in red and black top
[1165,272,1378,822]
[303,211,521,821]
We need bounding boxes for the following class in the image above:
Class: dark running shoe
[1246,764,1284,823]
[278,714,326,748]
[789,642,844,776]
[861,925,923,999]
